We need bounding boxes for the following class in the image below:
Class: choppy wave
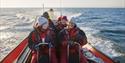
[73,9,125,62]
[0,9,34,60]
[80,26,124,57]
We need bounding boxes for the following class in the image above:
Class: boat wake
[0,11,34,61]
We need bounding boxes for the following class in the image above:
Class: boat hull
[1,38,115,63]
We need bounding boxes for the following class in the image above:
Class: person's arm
[58,29,65,42]
[78,30,88,46]
[49,29,57,46]
[28,31,36,50]
[49,19,57,32]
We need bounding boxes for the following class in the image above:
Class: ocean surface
[0,8,125,62]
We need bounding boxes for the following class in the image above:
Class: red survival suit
[58,27,88,63]
[28,28,58,63]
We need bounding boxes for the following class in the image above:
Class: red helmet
[62,16,68,21]
[58,16,68,21]
[57,16,62,21]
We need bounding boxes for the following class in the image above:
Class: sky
[0,0,125,8]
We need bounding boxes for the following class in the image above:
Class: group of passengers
[28,9,88,63]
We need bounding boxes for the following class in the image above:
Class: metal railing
[67,42,81,63]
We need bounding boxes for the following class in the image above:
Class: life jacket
[28,28,56,51]
[59,27,78,42]
[59,27,87,46]
[58,27,88,63]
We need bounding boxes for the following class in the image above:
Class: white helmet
[67,17,77,28]
[33,16,49,29]
[70,17,76,23]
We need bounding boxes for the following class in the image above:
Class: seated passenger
[56,16,68,32]
[28,16,57,63]
[42,12,56,32]
[58,17,88,63]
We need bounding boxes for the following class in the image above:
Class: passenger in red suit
[28,16,58,63]
[58,17,88,63]
[56,16,68,32]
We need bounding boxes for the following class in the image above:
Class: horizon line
[1,7,125,8]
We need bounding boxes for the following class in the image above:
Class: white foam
[69,13,82,19]
[0,32,14,40]
[0,26,10,30]
[79,26,124,58]
[16,13,35,22]
[79,26,100,35]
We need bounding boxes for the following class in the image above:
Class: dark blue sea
[0,8,125,62]
[61,8,125,62]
